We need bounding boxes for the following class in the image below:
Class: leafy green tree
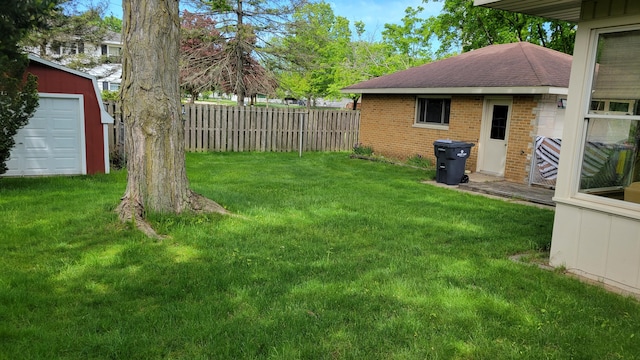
[22,3,124,70]
[276,1,351,107]
[381,6,433,68]
[0,0,60,175]
[423,0,576,56]
[102,15,122,33]
[333,16,437,110]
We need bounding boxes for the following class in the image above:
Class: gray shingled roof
[343,42,572,93]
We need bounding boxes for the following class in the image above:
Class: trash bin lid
[434,140,474,147]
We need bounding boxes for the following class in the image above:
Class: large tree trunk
[118,0,227,236]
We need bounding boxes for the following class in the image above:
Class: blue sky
[329,0,442,39]
[100,0,442,40]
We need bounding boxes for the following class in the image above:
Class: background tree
[0,0,60,175]
[102,14,123,33]
[423,0,576,56]
[23,5,110,62]
[180,10,225,102]
[331,23,406,110]
[188,0,307,105]
[381,6,433,68]
[118,0,227,236]
[180,10,277,104]
[276,1,351,108]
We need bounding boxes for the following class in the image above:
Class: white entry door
[478,98,512,176]
[4,94,85,176]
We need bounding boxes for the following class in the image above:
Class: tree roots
[116,190,231,239]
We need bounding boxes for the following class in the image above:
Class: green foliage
[277,1,352,102]
[0,56,40,175]
[352,143,374,156]
[101,90,119,101]
[22,4,118,64]
[0,0,57,175]
[423,0,576,56]
[406,154,433,169]
[102,15,123,33]
[382,6,433,67]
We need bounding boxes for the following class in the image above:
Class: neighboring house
[91,31,123,92]
[342,42,571,185]
[475,0,640,295]
[27,30,123,92]
[2,55,113,177]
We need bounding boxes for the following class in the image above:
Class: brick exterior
[359,94,542,184]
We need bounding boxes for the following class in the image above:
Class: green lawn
[1,152,639,359]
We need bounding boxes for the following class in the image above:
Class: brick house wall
[358,93,541,184]
[504,96,538,183]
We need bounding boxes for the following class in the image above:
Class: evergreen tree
[0,0,61,175]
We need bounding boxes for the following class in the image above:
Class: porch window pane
[579,118,637,192]
[579,29,640,203]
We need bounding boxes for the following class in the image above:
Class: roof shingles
[343,42,572,92]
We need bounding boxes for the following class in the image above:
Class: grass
[1,152,639,359]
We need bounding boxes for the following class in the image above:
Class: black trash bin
[433,140,475,185]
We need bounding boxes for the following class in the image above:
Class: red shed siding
[26,62,105,174]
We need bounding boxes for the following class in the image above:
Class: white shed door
[5,95,85,176]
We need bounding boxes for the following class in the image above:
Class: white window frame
[572,24,640,213]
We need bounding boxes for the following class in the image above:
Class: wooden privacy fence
[105,101,360,156]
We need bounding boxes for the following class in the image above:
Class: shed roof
[342,42,572,95]
[27,54,113,124]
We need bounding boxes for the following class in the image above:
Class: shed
[4,54,113,176]
[342,42,572,185]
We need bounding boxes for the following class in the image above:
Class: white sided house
[475,0,640,295]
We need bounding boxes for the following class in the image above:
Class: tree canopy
[423,0,576,56]
[275,1,351,106]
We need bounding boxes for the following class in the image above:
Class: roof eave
[473,0,582,22]
[341,86,569,95]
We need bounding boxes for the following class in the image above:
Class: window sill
[554,193,640,221]
[413,123,449,130]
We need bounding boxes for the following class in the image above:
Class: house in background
[342,42,571,185]
[475,0,640,295]
[2,55,113,177]
[26,30,123,92]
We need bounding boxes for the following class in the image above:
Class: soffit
[474,0,582,22]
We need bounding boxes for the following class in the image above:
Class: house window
[578,27,640,203]
[109,83,120,91]
[416,97,451,125]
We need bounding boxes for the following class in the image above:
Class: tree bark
[235,0,246,106]
[118,0,228,236]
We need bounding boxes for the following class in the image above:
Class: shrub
[0,55,39,175]
[406,154,433,169]
[352,143,373,156]
[101,90,119,101]
[109,149,126,170]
